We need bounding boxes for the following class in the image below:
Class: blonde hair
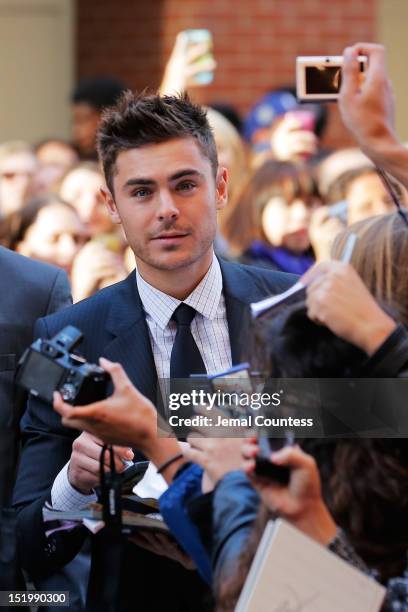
[205,107,248,240]
[331,213,408,325]
[205,107,247,195]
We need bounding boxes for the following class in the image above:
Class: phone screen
[210,368,254,395]
[183,29,214,85]
[305,66,342,94]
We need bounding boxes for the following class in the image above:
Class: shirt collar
[136,253,223,330]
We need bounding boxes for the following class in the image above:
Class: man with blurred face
[71,76,125,160]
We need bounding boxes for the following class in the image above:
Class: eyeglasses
[375,166,408,228]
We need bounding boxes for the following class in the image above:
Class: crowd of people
[0,36,407,612]
[0,37,403,296]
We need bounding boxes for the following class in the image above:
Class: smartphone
[190,363,253,392]
[296,55,367,101]
[210,363,254,394]
[285,109,316,132]
[190,363,256,418]
[120,461,149,494]
[254,436,293,484]
[183,29,214,85]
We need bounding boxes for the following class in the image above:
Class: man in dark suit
[13,92,296,611]
[0,246,71,600]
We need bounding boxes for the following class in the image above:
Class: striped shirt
[137,253,232,379]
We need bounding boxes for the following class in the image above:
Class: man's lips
[151,231,190,240]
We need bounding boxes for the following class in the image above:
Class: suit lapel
[103,321,158,406]
[220,260,257,365]
[219,258,296,365]
[101,274,158,406]
[223,291,248,365]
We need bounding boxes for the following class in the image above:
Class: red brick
[76,0,377,148]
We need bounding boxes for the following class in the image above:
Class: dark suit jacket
[0,247,71,599]
[13,259,296,611]
[0,247,71,507]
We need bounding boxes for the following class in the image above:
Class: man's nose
[156,190,179,222]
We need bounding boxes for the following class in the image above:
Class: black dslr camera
[16,326,109,405]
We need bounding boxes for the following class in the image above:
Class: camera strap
[100,444,123,527]
[87,445,123,612]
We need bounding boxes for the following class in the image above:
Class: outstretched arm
[339,43,408,190]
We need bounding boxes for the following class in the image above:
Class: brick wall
[77,0,377,148]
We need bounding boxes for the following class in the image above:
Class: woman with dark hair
[222,160,321,274]
[258,299,407,574]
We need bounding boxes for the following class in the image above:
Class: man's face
[72,103,101,158]
[102,137,227,276]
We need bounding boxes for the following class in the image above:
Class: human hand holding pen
[301,261,396,355]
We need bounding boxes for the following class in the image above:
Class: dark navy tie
[170,303,206,378]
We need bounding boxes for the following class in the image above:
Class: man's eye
[132,188,151,198]
[177,181,195,191]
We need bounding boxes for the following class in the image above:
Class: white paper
[250,281,305,318]
[236,519,386,612]
[132,461,168,500]
[82,518,105,534]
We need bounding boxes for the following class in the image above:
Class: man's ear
[215,167,228,211]
[100,187,121,224]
